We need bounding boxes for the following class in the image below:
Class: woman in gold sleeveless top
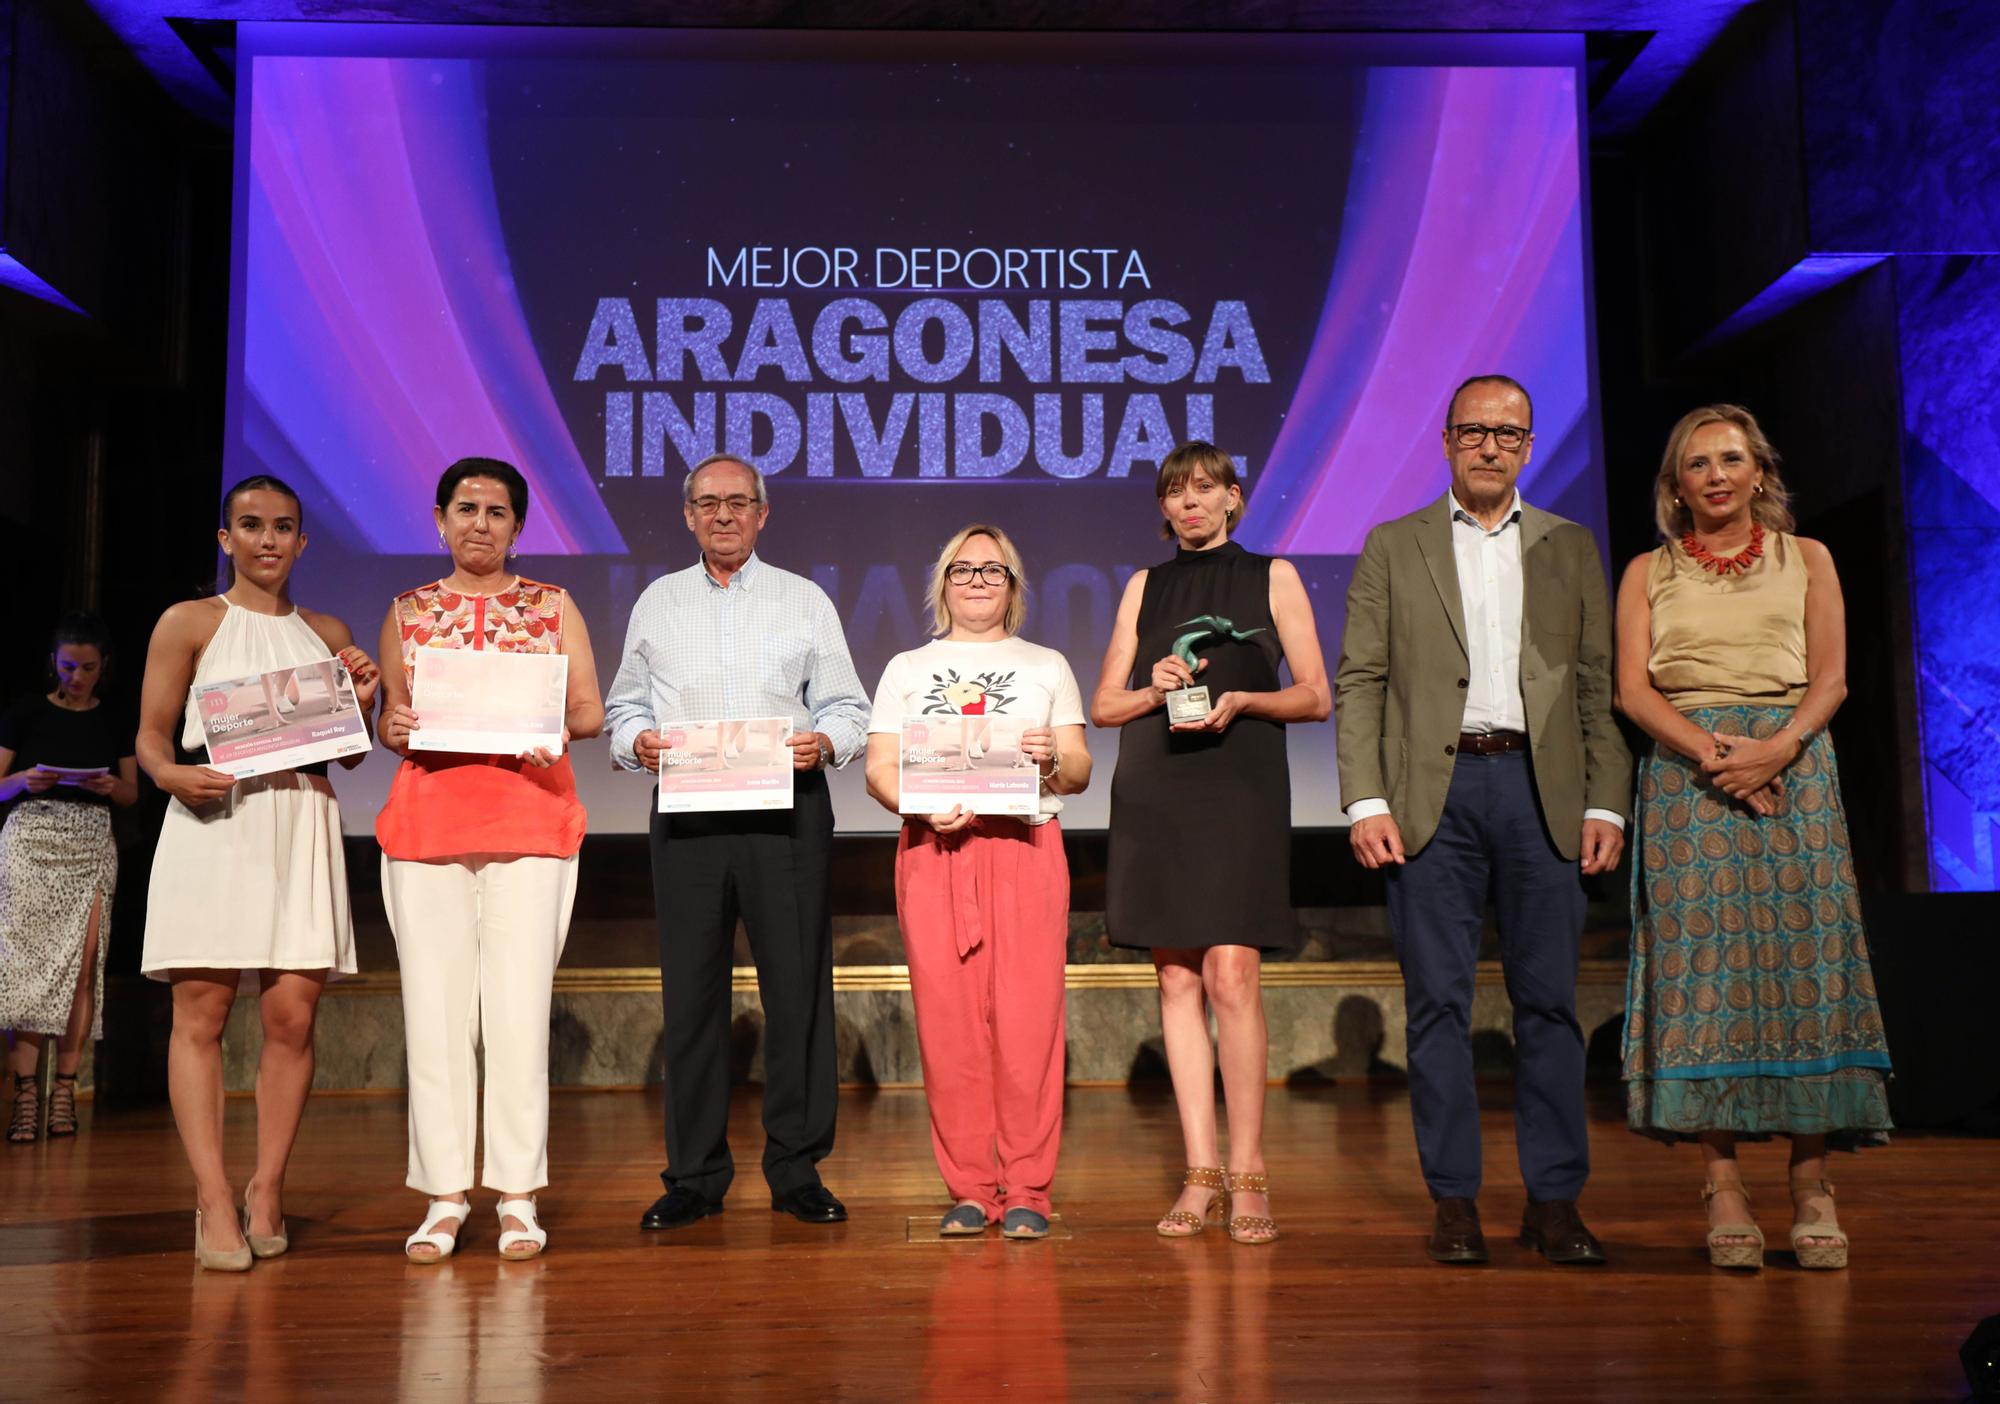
[1613,405,1891,1272]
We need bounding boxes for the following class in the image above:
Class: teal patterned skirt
[1622,705,1892,1147]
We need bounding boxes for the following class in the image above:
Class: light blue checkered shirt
[604,553,870,770]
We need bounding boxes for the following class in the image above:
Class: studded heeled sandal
[1224,1170,1278,1245]
[7,1075,39,1144]
[1702,1180,1764,1270]
[1788,1178,1849,1270]
[45,1074,78,1137]
[1156,1166,1226,1237]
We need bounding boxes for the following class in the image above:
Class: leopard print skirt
[0,799,115,1038]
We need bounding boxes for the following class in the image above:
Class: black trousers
[651,770,837,1201]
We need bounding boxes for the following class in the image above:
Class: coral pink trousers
[895,816,1069,1218]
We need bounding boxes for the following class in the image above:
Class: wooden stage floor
[3,1084,1994,1402]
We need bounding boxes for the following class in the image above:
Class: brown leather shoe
[1519,1199,1608,1265]
[1427,1196,1489,1264]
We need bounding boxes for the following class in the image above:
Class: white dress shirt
[1345,491,1623,831]
[1454,490,1529,734]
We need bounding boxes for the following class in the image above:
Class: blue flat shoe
[1001,1207,1049,1240]
[939,1202,988,1235]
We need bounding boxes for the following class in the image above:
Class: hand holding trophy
[1162,614,1265,726]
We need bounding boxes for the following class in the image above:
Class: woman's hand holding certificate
[408,649,568,757]
[897,715,1039,817]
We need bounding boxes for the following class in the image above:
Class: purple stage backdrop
[226,24,1605,834]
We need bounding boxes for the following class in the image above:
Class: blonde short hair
[927,523,1027,638]
[1155,442,1244,541]
[1653,404,1797,540]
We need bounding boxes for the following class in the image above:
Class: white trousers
[382,853,578,1195]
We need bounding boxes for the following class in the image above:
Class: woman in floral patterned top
[375,458,603,1263]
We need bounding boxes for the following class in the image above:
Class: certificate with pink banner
[898,715,1039,817]
[657,717,795,813]
[194,657,372,778]
[410,649,569,755]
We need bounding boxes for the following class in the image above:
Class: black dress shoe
[640,1186,721,1231]
[770,1184,847,1223]
[1427,1196,1490,1264]
[1519,1199,1608,1265]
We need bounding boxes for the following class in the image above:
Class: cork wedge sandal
[1788,1178,1849,1270]
[1702,1181,1764,1270]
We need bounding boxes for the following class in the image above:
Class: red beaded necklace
[1682,520,1765,576]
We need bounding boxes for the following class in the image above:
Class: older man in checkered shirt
[606,452,869,1232]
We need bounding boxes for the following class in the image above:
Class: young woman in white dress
[136,476,381,1271]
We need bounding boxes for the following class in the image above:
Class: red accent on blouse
[375,578,586,862]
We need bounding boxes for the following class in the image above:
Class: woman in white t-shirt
[865,523,1091,1240]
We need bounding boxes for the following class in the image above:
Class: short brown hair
[1155,442,1244,542]
[927,523,1028,638]
[1652,404,1796,540]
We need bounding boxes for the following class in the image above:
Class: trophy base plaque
[1165,685,1212,726]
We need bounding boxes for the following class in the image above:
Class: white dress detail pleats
[140,599,356,978]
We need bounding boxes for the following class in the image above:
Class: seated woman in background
[0,613,139,1143]
[1614,404,1892,1272]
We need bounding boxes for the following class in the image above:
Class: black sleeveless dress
[1106,540,1295,952]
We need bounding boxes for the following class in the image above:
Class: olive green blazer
[1333,496,1632,860]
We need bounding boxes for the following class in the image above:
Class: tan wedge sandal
[1225,1170,1278,1245]
[1156,1166,1226,1237]
[1702,1180,1764,1270]
[1789,1178,1849,1270]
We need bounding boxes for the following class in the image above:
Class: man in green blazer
[1335,374,1632,1267]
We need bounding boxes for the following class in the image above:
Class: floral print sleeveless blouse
[377,577,585,862]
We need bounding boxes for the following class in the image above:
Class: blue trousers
[1383,750,1590,1202]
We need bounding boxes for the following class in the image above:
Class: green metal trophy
[1164,614,1266,725]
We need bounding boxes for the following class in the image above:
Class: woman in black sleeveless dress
[1092,442,1331,1244]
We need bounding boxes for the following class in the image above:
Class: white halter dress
[141,599,356,978]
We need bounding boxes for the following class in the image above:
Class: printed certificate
[194,658,371,778]
[410,649,569,756]
[898,715,1040,817]
[657,717,795,812]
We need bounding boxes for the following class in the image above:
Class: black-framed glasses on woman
[690,494,760,517]
[1450,422,1530,451]
[945,563,1014,587]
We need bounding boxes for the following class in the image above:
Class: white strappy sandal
[497,1197,547,1260]
[404,1198,470,1263]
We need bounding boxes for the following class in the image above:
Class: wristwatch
[815,734,832,769]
